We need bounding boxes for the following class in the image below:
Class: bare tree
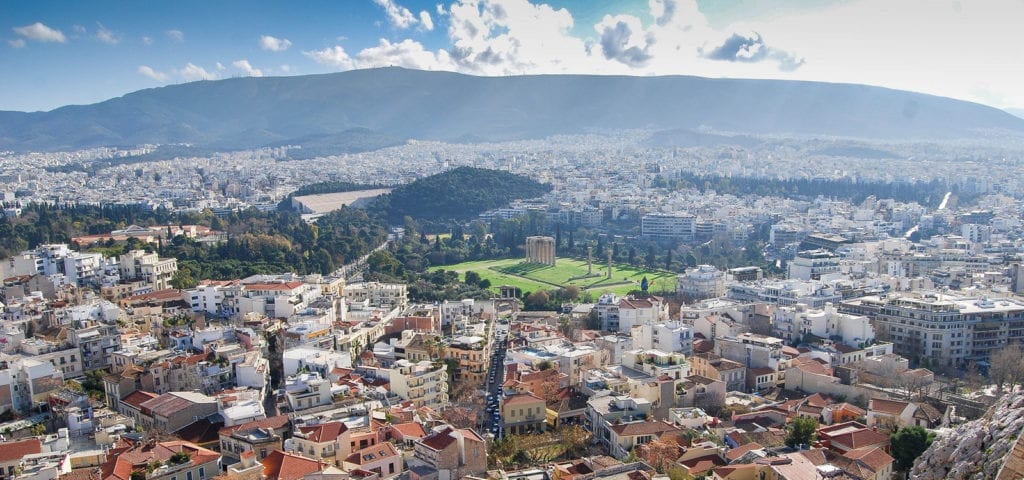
[989,344,1024,393]
[637,438,682,473]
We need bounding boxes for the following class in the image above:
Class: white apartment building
[841,293,1024,368]
[344,282,408,309]
[186,281,243,316]
[773,303,876,346]
[119,250,178,291]
[62,252,107,287]
[282,347,350,377]
[677,265,726,300]
[594,294,669,333]
[641,213,696,240]
[238,280,322,319]
[788,249,842,281]
[388,359,449,410]
[728,280,843,308]
[715,333,786,371]
[621,349,689,380]
[20,339,84,379]
[283,372,333,412]
[630,321,694,356]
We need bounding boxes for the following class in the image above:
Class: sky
[2,0,1023,113]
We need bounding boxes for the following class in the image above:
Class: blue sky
[2,0,1023,112]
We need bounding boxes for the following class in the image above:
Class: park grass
[429,256,677,296]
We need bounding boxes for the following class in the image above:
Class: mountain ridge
[2,67,1023,152]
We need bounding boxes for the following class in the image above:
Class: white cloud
[13,22,66,43]
[299,0,1024,109]
[304,45,355,70]
[374,0,417,29]
[8,38,26,48]
[141,36,153,45]
[137,65,169,82]
[356,38,454,70]
[280,64,292,73]
[232,59,264,77]
[166,29,185,43]
[259,35,292,52]
[72,25,86,35]
[178,62,217,81]
[216,62,226,71]
[96,23,119,45]
[419,11,435,31]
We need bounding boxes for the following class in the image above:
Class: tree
[524,290,551,310]
[785,416,818,448]
[989,344,1024,392]
[464,270,482,287]
[890,426,935,471]
[170,267,197,290]
[637,438,682,473]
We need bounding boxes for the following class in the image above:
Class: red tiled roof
[869,398,909,416]
[830,429,890,451]
[390,422,427,439]
[0,438,42,462]
[726,442,763,461]
[61,467,101,480]
[681,454,725,475]
[344,442,399,466]
[844,446,894,472]
[101,440,220,480]
[609,420,681,437]
[297,421,347,443]
[120,391,159,410]
[502,393,545,407]
[419,427,457,451]
[261,450,324,480]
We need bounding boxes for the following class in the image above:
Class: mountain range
[2,67,1023,152]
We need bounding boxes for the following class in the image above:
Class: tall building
[840,293,1024,367]
[641,213,695,240]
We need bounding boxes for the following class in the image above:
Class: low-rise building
[411,427,487,480]
[219,415,291,466]
[500,392,547,435]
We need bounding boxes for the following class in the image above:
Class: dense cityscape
[5,1,1024,479]
[3,126,1024,480]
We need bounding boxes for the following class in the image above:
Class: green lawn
[430,257,677,296]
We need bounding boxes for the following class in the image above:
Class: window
[199,468,205,478]
[187,472,193,480]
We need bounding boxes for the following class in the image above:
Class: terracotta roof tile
[419,427,457,451]
[261,450,324,480]
[869,398,909,416]
[120,391,159,410]
[0,438,42,462]
[297,421,347,443]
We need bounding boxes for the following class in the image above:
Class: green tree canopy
[785,416,818,448]
[890,426,935,471]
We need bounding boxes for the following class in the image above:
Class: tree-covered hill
[380,167,551,222]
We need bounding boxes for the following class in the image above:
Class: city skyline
[2,0,1023,114]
